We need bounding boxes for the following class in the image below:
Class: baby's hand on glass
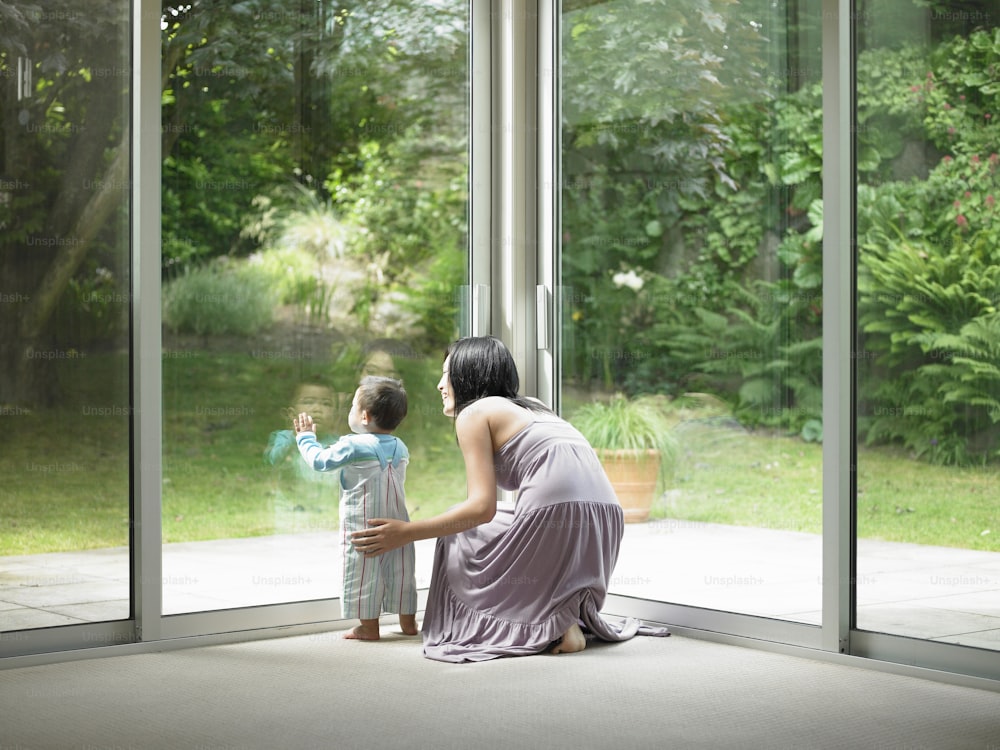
[293,412,315,434]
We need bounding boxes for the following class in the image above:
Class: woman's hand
[351,518,410,557]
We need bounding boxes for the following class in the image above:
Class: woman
[351,336,667,662]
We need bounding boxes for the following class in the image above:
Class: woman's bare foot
[399,614,418,636]
[550,622,586,654]
[344,620,380,640]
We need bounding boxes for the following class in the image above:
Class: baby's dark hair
[356,375,408,431]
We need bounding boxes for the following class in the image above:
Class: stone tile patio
[2,520,998,650]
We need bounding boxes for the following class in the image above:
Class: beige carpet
[1,627,998,749]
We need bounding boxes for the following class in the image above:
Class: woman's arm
[352,404,499,555]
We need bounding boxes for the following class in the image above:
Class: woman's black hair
[445,336,554,416]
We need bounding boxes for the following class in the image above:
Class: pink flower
[954,200,961,208]
[948,127,956,135]
[987,195,996,208]
[986,114,993,120]
[956,215,968,227]
[964,191,972,199]
[972,155,981,164]
[943,155,953,163]
[943,102,951,110]
[927,71,934,79]
[910,85,921,92]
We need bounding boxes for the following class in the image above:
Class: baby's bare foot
[550,622,586,654]
[399,614,418,636]
[344,624,380,641]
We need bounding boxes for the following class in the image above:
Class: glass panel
[560,0,823,621]
[855,0,1000,649]
[1,4,132,630]
[160,1,470,613]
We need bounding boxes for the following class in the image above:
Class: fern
[859,217,1000,464]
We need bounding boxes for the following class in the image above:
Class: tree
[1,0,129,405]
[1,0,468,406]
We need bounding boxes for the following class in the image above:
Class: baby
[294,375,417,640]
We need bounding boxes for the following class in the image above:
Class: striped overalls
[297,431,417,619]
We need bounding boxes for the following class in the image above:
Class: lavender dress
[421,417,668,662]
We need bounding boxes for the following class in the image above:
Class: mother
[352,336,667,662]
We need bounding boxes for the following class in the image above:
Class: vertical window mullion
[821,0,853,655]
[132,0,163,642]
[536,0,558,410]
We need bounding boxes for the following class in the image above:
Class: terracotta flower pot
[597,448,661,523]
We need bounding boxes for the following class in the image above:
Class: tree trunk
[1,137,128,408]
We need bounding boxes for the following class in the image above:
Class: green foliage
[853,29,1000,464]
[250,188,350,262]
[666,283,822,438]
[331,139,466,280]
[569,394,680,475]
[397,246,466,349]
[562,0,769,210]
[160,0,468,280]
[158,0,470,347]
[561,23,999,465]
[248,245,335,326]
[328,136,468,347]
[239,189,349,326]
[0,1,132,405]
[919,29,1000,156]
[50,264,128,348]
[858,148,1000,464]
[560,0,778,388]
[855,44,928,179]
[162,260,277,336]
[161,150,285,273]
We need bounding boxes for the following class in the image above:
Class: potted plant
[569,394,679,523]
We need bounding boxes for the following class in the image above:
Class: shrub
[247,246,335,327]
[328,136,468,347]
[162,260,276,336]
[857,150,1000,464]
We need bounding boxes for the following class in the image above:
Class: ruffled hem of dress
[421,584,575,662]
[421,581,668,663]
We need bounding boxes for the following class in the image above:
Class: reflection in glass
[560,0,823,621]
[159,2,470,614]
[0,5,131,631]
[855,0,1000,650]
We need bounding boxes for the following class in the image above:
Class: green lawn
[658,421,998,551]
[1,350,997,554]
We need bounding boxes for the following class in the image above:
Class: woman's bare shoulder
[456,397,532,449]
[459,395,521,415]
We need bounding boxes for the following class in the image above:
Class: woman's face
[437,356,456,417]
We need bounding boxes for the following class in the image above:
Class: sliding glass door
[0,3,132,633]
[854,0,1000,651]
[159,1,471,615]
[559,0,824,624]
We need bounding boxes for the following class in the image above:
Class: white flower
[612,269,644,291]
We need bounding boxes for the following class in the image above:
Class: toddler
[294,375,417,640]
